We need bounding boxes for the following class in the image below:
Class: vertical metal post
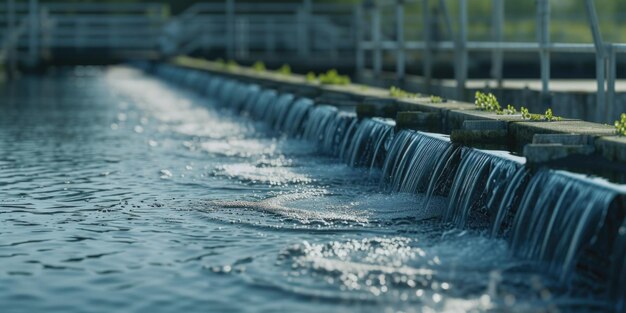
[538,0,551,106]
[355,3,365,78]
[226,0,235,60]
[28,0,40,67]
[372,0,382,78]
[396,0,405,82]
[607,45,616,121]
[423,0,432,91]
[298,0,311,57]
[455,0,467,100]
[7,0,17,78]
[585,0,608,121]
[491,0,504,88]
[265,19,276,56]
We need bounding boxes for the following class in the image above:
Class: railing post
[371,0,382,78]
[7,0,17,79]
[491,0,504,88]
[423,0,432,91]
[265,19,276,56]
[455,0,467,100]
[607,45,616,121]
[355,3,365,79]
[585,0,608,122]
[537,0,551,107]
[298,0,311,57]
[226,0,235,60]
[395,0,405,82]
[28,0,40,67]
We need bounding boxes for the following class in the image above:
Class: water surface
[0,67,591,313]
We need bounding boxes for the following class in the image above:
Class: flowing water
[0,66,622,313]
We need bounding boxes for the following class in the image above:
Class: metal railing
[357,0,623,122]
[1,1,169,65]
[0,0,623,122]
[162,1,357,63]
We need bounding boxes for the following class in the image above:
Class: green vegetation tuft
[306,72,316,83]
[318,69,350,85]
[277,64,291,75]
[544,108,562,121]
[253,61,266,72]
[430,95,443,103]
[474,91,501,112]
[389,86,418,98]
[615,113,626,136]
[226,60,238,71]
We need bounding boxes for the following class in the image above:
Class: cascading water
[509,170,625,286]
[444,149,526,229]
[341,118,394,168]
[380,131,459,196]
[148,64,626,309]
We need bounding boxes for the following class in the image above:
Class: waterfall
[264,93,295,130]
[146,64,626,303]
[341,118,394,169]
[381,131,459,195]
[509,170,625,284]
[611,219,626,312]
[279,98,314,137]
[444,149,526,229]
[302,106,358,157]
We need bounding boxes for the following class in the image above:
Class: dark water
[0,67,604,313]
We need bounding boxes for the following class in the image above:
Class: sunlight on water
[0,66,618,313]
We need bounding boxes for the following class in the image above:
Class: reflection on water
[0,67,602,313]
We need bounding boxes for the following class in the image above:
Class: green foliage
[277,64,291,75]
[389,86,418,98]
[430,95,443,103]
[215,58,225,68]
[496,104,518,115]
[252,61,266,72]
[474,91,501,112]
[318,69,351,85]
[615,113,626,136]
[520,106,544,121]
[544,108,562,121]
[306,72,316,83]
[226,60,238,71]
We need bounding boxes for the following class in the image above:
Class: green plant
[544,108,562,121]
[306,72,316,83]
[474,91,501,112]
[430,95,443,103]
[318,69,351,85]
[253,61,266,72]
[615,113,626,136]
[389,86,418,98]
[277,64,291,75]
[497,104,518,115]
[226,60,238,71]
[520,106,543,120]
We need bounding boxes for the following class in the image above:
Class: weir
[150,62,626,309]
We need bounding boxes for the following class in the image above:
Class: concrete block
[462,120,507,130]
[395,111,441,132]
[523,143,595,164]
[356,98,398,119]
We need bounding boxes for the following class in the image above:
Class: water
[0,66,621,312]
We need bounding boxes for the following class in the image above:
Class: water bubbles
[117,112,127,122]
[432,293,442,303]
[110,123,119,130]
[160,169,173,179]
[134,125,144,133]
[148,140,158,147]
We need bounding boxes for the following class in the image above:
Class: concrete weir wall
[170,56,626,182]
